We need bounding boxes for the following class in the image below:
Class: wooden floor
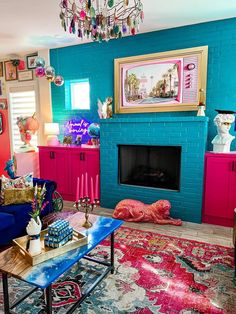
[64,201,234,248]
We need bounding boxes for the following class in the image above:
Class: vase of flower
[26,183,48,256]
[26,216,42,256]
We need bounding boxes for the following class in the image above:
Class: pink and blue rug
[0,226,235,313]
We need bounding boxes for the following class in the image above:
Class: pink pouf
[113,199,182,226]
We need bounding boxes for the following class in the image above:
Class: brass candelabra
[74,197,100,229]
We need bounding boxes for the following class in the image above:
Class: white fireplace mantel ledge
[99,116,209,124]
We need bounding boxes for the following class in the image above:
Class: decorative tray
[13,229,88,266]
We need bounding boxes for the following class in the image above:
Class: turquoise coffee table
[0,212,123,313]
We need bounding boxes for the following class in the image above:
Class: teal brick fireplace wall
[100,117,208,223]
[50,17,236,150]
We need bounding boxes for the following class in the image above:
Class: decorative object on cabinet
[74,135,82,146]
[59,0,144,42]
[0,62,3,77]
[211,110,236,153]
[97,97,113,119]
[44,123,60,146]
[4,60,18,81]
[63,135,72,145]
[38,146,100,202]
[74,173,100,228]
[16,113,39,152]
[18,70,33,82]
[202,152,236,227]
[88,123,100,147]
[114,46,208,114]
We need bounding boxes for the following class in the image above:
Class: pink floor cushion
[113,199,182,225]
[42,210,77,228]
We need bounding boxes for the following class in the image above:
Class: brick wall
[100,117,208,223]
[50,17,236,150]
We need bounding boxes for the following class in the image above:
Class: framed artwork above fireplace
[114,46,208,114]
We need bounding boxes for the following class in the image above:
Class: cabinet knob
[233,161,236,172]
[80,152,85,161]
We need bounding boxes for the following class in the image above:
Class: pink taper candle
[76,177,80,201]
[95,174,99,200]
[90,177,94,204]
[85,172,88,197]
[80,174,84,198]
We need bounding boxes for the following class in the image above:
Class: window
[8,84,38,152]
[66,79,90,110]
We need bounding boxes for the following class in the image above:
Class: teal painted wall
[50,17,236,150]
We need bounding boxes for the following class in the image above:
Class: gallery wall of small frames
[0,55,64,92]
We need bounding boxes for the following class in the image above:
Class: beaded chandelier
[59,0,144,42]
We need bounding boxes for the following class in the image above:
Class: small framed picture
[0,98,7,110]
[26,54,38,69]
[4,60,18,81]
[0,62,3,77]
[18,70,33,82]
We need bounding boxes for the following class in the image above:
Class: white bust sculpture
[212,111,235,153]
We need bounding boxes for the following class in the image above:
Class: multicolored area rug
[0,227,235,313]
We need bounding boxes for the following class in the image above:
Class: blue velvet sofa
[0,178,57,246]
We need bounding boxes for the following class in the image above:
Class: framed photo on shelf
[114,46,208,114]
[26,54,38,69]
[4,60,18,81]
[18,70,33,82]
[0,62,3,77]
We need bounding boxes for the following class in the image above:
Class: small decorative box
[48,219,69,236]
[44,232,73,248]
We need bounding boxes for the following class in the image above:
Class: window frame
[65,78,90,111]
[6,81,39,154]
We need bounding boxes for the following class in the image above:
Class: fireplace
[100,116,208,223]
[118,145,181,191]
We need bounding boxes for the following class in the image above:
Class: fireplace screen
[118,145,181,191]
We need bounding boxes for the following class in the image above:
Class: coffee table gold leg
[111,232,114,274]
[45,285,52,314]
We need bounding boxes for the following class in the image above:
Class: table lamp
[44,123,59,146]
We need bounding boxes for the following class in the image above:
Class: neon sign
[64,118,91,143]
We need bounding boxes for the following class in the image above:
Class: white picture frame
[18,70,33,82]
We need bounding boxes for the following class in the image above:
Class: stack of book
[44,219,73,248]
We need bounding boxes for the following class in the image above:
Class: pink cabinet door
[70,149,100,200]
[39,148,69,195]
[203,154,236,225]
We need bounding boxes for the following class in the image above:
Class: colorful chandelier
[59,0,144,42]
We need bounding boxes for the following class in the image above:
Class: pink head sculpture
[16,113,39,152]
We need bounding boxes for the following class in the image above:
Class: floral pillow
[0,173,33,204]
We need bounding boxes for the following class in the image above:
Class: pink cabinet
[70,149,100,200]
[202,152,236,227]
[38,146,100,201]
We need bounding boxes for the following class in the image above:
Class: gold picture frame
[4,60,18,81]
[0,62,3,77]
[114,46,208,114]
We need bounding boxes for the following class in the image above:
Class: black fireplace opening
[118,145,181,191]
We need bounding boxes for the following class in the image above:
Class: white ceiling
[1,0,236,59]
